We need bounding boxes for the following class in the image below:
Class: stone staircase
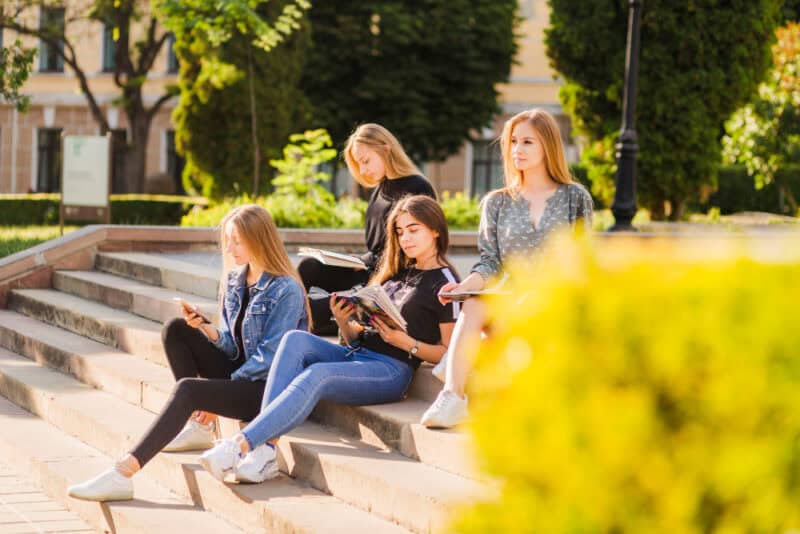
[0,250,483,533]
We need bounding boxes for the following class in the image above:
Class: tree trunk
[668,195,686,222]
[122,112,152,193]
[649,197,666,220]
[248,47,261,197]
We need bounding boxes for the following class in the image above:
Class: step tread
[0,395,244,534]
[99,251,220,280]
[0,346,410,534]
[55,269,219,322]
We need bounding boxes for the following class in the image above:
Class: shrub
[699,165,800,215]
[440,192,480,230]
[0,194,206,226]
[457,236,800,532]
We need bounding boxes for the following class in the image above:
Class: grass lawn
[0,226,79,259]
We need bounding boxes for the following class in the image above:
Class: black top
[360,266,460,370]
[233,284,252,358]
[363,175,436,270]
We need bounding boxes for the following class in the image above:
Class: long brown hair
[219,204,311,329]
[499,108,574,194]
[344,123,424,188]
[371,195,455,285]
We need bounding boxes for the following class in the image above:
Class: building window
[102,24,116,72]
[166,130,185,193]
[167,33,179,74]
[36,128,63,192]
[110,129,127,193]
[470,139,503,197]
[39,7,65,73]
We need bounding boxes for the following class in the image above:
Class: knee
[172,377,201,405]
[273,330,311,363]
[162,317,190,346]
[297,258,323,288]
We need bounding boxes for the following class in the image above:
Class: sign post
[60,134,112,235]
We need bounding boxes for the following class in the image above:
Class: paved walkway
[0,461,92,534]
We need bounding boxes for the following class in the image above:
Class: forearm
[459,272,486,292]
[392,332,447,363]
[201,323,220,342]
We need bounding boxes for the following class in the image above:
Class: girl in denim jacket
[198,195,460,482]
[68,204,309,501]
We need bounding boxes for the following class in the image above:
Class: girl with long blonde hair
[421,108,594,429]
[68,205,310,500]
[298,123,436,335]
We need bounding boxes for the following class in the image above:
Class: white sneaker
[420,390,468,429]
[67,468,133,502]
[235,444,279,484]
[431,352,448,382]
[199,438,241,481]
[163,420,217,452]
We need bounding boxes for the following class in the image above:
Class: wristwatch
[409,339,419,357]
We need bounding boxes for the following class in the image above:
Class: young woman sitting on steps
[68,204,309,501]
[298,123,436,336]
[197,195,460,481]
[421,108,594,429]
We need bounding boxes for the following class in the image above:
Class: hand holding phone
[173,297,211,324]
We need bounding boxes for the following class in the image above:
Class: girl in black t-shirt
[298,123,436,335]
[197,196,459,482]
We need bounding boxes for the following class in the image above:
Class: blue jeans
[240,330,414,449]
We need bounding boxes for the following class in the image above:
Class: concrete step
[8,288,168,367]
[96,251,221,300]
[407,363,443,403]
[311,399,476,480]
[0,347,410,534]
[0,310,174,413]
[277,423,483,534]
[54,269,219,325]
[0,396,244,534]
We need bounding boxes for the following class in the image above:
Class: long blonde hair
[370,195,455,285]
[499,108,574,194]
[344,123,423,188]
[219,204,311,329]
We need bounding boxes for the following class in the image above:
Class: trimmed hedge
[0,194,208,226]
[702,165,800,215]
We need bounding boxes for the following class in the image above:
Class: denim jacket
[212,268,308,381]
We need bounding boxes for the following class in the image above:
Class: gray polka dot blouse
[471,183,594,280]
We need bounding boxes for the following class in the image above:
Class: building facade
[0,0,570,197]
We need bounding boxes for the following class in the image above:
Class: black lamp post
[609,0,642,232]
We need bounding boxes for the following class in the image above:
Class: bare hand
[182,305,206,329]
[330,294,356,324]
[437,281,461,305]
[371,316,411,349]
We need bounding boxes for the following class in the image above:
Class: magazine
[308,285,407,332]
[298,247,367,270]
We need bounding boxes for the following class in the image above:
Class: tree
[300,0,519,163]
[0,39,36,112]
[546,1,782,220]
[722,23,800,213]
[168,2,310,199]
[0,0,180,193]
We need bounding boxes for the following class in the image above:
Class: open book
[437,289,512,301]
[298,247,367,270]
[308,286,407,332]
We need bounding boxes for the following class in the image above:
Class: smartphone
[173,297,211,324]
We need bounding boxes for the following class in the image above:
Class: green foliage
[439,192,480,230]
[173,0,310,199]
[0,194,206,226]
[458,236,800,532]
[546,0,782,220]
[698,165,800,215]
[270,129,337,198]
[0,226,79,259]
[301,0,519,162]
[0,39,36,112]
[722,23,800,212]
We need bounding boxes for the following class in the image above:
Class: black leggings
[297,257,371,336]
[129,318,265,467]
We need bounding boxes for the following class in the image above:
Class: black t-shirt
[360,266,460,369]
[363,175,436,269]
[233,284,253,358]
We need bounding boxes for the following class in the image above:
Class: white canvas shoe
[235,444,279,484]
[163,420,216,452]
[431,352,448,382]
[67,468,133,502]
[199,438,241,481]
[420,389,468,429]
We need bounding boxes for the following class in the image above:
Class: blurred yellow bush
[455,234,800,533]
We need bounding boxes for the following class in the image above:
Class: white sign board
[62,135,110,207]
